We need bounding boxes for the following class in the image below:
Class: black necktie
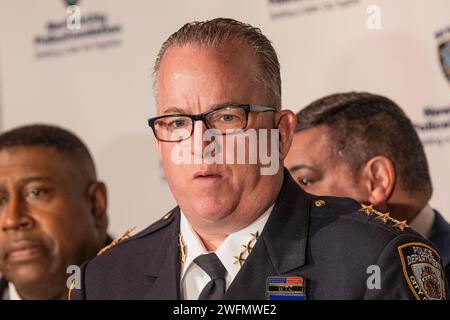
[194,253,227,300]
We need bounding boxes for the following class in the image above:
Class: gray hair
[153,18,281,108]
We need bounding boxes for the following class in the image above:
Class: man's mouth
[193,171,223,185]
[6,240,44,263]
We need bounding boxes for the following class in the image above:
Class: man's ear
[274,109,297,161]
[87,181,108,231]
[360,156,396,207]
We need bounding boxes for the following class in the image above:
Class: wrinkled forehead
[155,42,267,115]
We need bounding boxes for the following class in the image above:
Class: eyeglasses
[148,104,276,142]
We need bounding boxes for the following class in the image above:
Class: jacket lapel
[143,207,182,300]
[0,277,7,300]
[225,170,310,299]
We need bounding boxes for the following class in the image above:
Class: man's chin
[6,266,66,299]
[4,260,53,285]
[190,201,236,222]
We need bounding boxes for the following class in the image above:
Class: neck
[386,191,427,223]
[188,171,284,251]
[198,233,227,252]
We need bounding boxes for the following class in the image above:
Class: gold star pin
[242,243,253,254]
[250,231,260,240]
[233,253,245,267]
[233,231,260,267]
[376,212,391,224]
[393,220,409,231]
[360,204,374,215]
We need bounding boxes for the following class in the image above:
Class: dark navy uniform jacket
[71,171,448,300]
[429,211,450,282]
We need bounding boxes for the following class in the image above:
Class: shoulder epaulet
[96,227,136,256]
[359,203,409,231]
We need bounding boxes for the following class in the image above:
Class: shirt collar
[179,212,209,280]
[180,204,274,281]
[409,204,435,238]
[7,282,22,300]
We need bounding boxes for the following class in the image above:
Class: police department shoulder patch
[398,242,446,300]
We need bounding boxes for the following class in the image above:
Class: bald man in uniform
[71,19,448,300]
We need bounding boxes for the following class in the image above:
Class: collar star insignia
[178,234,186,266]
[376,212,391,224]
[393,220,409,231]
[233,253,245,267]
[250,231,260,240]
[242,243,253,254]
[233,231,260,267]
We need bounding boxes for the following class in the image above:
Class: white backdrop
[0,0,449,235]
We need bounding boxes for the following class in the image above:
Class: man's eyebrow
[289,164,319,173]
[0,177,53,194]
[161,107,186,114]
[18,177,53,185]
[209,102,237,111]
[161,102,238,115]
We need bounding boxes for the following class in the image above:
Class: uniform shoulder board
[359,204,409,231]
[96,227,136,256]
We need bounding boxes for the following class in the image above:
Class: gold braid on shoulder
[67,227,137,300]
[97,227,137,256]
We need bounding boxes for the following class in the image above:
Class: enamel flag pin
[266,276,306,300]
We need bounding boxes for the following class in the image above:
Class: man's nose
[0,195,34,232]
[190,120,210,157]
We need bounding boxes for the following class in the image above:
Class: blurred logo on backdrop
[416,25,450,148]
[63,0,79,6]
[415,104,450,148]
[33,1,122,60]
[436,25,450,84]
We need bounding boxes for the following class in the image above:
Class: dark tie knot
[194,253,227,280]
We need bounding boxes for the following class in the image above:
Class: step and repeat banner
[0,0,449,235]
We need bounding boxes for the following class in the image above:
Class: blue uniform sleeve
[364,233,449,300]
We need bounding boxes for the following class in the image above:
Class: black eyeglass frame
[147,104,276,142]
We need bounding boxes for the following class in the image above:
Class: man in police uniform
[0,125,110,300]
[285,92,450,285]
[71,18,448,300]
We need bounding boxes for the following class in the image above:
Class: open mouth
[193,171,223,185]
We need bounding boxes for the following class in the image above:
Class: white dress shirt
[179,204,274,300]
[6,282,22,300]
[409,203,435,238]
